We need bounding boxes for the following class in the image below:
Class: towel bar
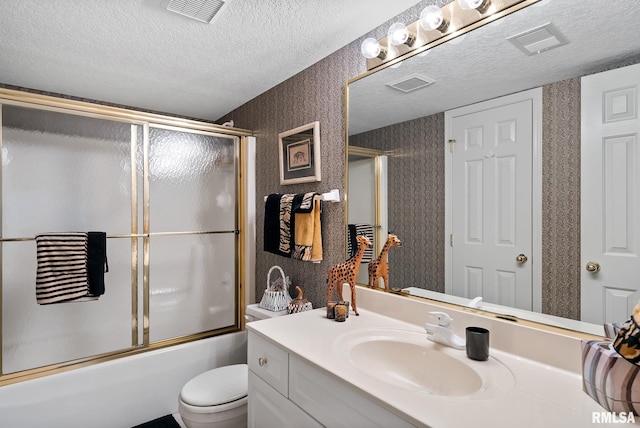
[0,230,237,242]
[263,188,340,203]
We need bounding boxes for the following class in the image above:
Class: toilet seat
[180,364,248,411]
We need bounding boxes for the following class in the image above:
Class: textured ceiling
[0,0,421,121]
[349,0,640,135]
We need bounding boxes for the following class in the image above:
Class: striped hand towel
[35,233,91,305]
[347,224,374,263]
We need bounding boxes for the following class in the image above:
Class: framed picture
[278,121,321,185]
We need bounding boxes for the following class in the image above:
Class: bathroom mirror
[347,0,640,336]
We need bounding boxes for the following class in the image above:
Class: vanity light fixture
[388,22,416,47]
[419,5,448,32]
[360,37,387,60]
[360,0,535,71]
[457,0,492,13]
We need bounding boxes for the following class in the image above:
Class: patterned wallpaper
[220,2,436,309]
[541,77,581,320]
[219,48,360,308]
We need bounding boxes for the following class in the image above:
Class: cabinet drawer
[248,331,289,396]
[289,355,415,428]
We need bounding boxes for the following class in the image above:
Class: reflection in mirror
[347,0,640,336]
[347,147,388,285]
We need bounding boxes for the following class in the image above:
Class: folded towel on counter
[35,232,108,305]
[347,224,374,263]
[292,193,323,262]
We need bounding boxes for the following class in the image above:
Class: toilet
[178,304,287,428]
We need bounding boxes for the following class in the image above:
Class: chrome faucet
[424,311,465,350]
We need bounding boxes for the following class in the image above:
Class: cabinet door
[289,356,415,428]
[248,331,289,396]
[248,371,322,428]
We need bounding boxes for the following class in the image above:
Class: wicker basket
[259,266,292,312]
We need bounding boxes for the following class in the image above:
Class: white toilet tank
[245,303,287,322]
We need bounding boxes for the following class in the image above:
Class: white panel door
[581,63,640,324]
[447,92,535,310]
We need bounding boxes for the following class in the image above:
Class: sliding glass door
[0,100,242,379]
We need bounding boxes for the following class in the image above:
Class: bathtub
[0,332,247,428]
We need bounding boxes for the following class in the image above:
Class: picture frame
[278,121,321,185]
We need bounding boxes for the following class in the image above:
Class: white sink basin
[333,328,515,398]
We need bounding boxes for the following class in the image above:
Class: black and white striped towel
[35,233,91,305]
[347,224,374,263]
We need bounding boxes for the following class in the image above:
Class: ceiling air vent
[507,22,568,56]
[167,0,225,23]
[387,73,435,93]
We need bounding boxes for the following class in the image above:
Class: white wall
[0,332,247,428]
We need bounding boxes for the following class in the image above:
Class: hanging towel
[35,232,108,304]
[347,224,375,263]
[292,193,323,262]
[87,231,108,296]
[279,193,297,255]
[264,194,282,255]
[35,233,91,305]
[347,224,357,259]
[264,193,296,257]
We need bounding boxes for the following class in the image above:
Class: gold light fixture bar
[365,0,539,71]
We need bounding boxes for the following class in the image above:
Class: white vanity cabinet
[247,330,415,428]
[247,331,321,428]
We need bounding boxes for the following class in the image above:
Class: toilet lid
[180,364,248,407]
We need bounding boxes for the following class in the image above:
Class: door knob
[516,254,528,264]
[586,262,601,273]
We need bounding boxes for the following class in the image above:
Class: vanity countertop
[248,307,637,428]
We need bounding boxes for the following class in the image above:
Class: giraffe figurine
[368,233,402,291]
[326,234,372,316]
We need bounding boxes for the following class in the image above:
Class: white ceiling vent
[167,0,225,23]
[387,74,436,93]
[507,22,568,56]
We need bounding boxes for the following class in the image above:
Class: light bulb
[388,22,414,47]
[457,0,490,12]
[419,5,448,32]
[360,37,385,59]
